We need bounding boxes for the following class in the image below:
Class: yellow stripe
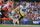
[19,14,21,18]
[20,12,24,16]
[19,12,24,21]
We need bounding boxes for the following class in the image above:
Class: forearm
[13,6,20,11]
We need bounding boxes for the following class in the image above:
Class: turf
[0,24,40,27]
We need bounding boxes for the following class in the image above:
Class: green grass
[0,24,40,27]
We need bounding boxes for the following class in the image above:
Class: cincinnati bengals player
[1,2,12,18]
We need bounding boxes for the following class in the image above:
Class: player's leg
[1,10,8,24]
[13,19,16,25]
[1,10,9,18]
[17,19,19,24]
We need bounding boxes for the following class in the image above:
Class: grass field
[0,24,40,27]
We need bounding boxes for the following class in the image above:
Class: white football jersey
[20,5,28,13]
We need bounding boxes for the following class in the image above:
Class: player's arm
[13,6,20,11]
